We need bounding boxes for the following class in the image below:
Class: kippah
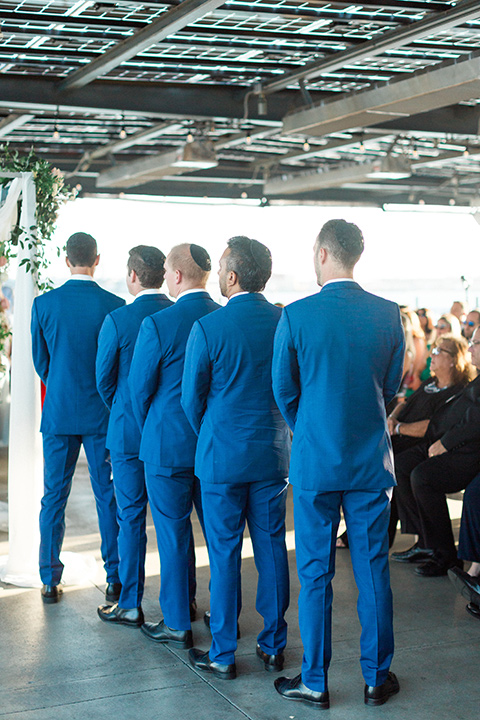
[249,238,272,269]
[190,244,211,271]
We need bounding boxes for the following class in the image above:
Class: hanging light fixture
[119,113,127,140]
[303,140,310,152]
[52,106,60,140]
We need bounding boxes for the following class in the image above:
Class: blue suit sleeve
[96,314,119,410]
[181,321,211,435]
[272,309,299,432]
[31,299,49,383]
[129,316,162,431]
[383,307,406,405]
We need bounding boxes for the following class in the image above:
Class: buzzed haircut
[226,235,272,293]
[317,219,364,270]
[127,245,166,288]
[66,232,98,267]
[168,243,211,285]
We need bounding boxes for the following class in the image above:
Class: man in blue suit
[95,245,171,627]
[182,236,291,680]
[129,243,219,648]
[272,220,404,708]
[31,232,125,604]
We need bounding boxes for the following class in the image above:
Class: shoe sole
[275,693,329,709]
[365,687,400,706]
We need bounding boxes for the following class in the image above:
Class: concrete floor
[0,450,479,720]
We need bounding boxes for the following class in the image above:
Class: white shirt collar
[176,288,207,301]
[228,291,251,301]
[135,289,164,299]
[322,278,356,288]
[68,274,95,282]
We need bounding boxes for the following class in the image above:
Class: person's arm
[392,419,430,437]
[128,316,162,431]
[272,310,300,432]
[437,395,480,451]
[30,300,49,383]
[383,308,406,405]
[181,321,211,436]
[96,314,120,410]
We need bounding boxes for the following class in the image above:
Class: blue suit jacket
[181,293,291,484]
[129,291,219,467]
[31,278,125,435]
[96,293,173,455]
[272,281,404,491]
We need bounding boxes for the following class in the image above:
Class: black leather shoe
[105,582,122,603]
[190,600,197,622]
[204,610,241,639]
[256,643,285,672]
[188,648,236,680]
[97,603,144,627]
[391,542,433,563]
[141,620,193,649]
[41,584,63,604]
[448,566,480,605]
[274,674,330,709]
[466,602,480,620]
[415,555,461,577]
[365,671,400,706]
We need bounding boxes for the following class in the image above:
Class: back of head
[66,232,98,267]
[128,245,166,288]
[226,236,272,293]
[317,219,364,270]
[168,243,211,285]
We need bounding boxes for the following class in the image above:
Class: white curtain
[0,172,43,587]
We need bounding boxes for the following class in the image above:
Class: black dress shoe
[190,599,197,622]
[448,566,480,605]
[364,671,400,706]
[97,603,144,627]
[256,643,285,672]
[466,602,480,620]
[391,542,433,563]
[141,620,193,649]
[188,648,236,680]
[415,555,461,577]
[204,610,241,639]
[41,584,63,604]
[274,674,330,709]
[105,582,122,603]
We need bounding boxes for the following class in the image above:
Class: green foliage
[0,145,77,291]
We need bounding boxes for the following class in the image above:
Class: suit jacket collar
[175,290,211,303]
[134,292,168,303]
[227,292,267,305]
[320,280,362,293]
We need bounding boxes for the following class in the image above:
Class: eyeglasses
[435,324,449,330]
[469,340,480,347]
[431,347,454,356]
[463,320,476,327]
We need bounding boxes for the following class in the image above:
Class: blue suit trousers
[293,486,394,691]
[111,452,148,608]
[201,479,289,665]
[144,464,205,631]
[40,434,120,585]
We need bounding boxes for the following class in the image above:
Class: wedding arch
[0,148,75,586]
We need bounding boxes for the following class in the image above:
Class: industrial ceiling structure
[1,0,480,207]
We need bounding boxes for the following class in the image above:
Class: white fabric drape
[0,172,43,587]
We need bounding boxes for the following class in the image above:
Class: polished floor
[0,450,478,720]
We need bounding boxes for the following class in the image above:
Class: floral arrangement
[0,145,77,291]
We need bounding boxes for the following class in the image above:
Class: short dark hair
[66,232,98,267]
[316,219,364,270]
[226,236,272,293]
[127,245,166,288]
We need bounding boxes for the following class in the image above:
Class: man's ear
[227,270,237,287]
[66,257,71,268]
[175,269,182,285]
[94,254,100,267]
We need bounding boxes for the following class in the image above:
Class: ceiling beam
[58,0,227,91]
[283,52,480,137]
[0,113,35,138]
[260,0,480,95]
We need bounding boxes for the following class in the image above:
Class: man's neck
[70,267,95,278]
[174,284,207,299]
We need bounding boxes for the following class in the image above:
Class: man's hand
[428,440,447,457]
[387,417,398,435]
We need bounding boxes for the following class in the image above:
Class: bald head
[165,243,211,298]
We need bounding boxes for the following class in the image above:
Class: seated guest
[436,313,462,339]
[416,308,436,382]
[450,300,467,324]
[393,327,480,576]
[462,309,480,341]
[448,473,480,620]
[339,335,471,551]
